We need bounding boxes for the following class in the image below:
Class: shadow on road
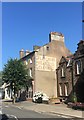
[0,114,9,120]
[0,114,17,120]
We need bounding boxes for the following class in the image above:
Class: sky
[2,2,82,71]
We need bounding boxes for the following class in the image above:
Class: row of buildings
[56,40,84,102]
[19,32,84,102]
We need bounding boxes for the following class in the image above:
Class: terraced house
[56,40,84,102]
[20,32,71,99]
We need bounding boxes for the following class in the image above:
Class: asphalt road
[1,102,65,120]
[0,102,81,120]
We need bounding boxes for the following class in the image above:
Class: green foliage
[2,58,30,94]
[0,71,2,86]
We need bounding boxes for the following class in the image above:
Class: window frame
[75,60,81,75]
[61,67,65,78]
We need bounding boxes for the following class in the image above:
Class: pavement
[2,99,84,119]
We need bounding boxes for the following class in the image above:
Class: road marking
[0,110,2,114]
[5,106,9,108]
[7,114,18,120]
[16,106,22,110]
[11,105,22,110]
[61,115,72,118]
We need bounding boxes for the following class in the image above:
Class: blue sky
[2,2,82,71]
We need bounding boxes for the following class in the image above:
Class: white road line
[16,106,22,110]
[61,115,72,118]
[11,105,22,110]
[5,106,9,108]
[0,110,2,114]
[7,114,18,120]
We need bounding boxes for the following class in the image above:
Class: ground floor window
[59,84,62,96]
[64,83,68,96]
[27,87,33,98]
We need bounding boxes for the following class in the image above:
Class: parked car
[67,102,84,110]
[32,92,49,103]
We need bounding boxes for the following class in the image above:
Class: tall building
[20,32,71,99]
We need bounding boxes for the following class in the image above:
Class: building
[20,32,71,99]
[56,55,73,100]
[73,40,84,102]
[56,40,84,102]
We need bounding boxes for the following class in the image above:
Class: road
[0,101,80,120]
[1,102,66,120]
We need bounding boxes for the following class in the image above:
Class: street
[0,101,79,120]
[1,102,64,119]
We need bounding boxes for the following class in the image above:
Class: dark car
[67,102,84,110]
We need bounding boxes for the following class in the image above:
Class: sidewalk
[4,100,84,119]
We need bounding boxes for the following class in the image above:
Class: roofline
[19,51,37,60]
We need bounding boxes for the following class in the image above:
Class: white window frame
[59,84,62,96]
[25,60,28,65]
[76,60,81,75]
[65,84,68,96]
[30,59,32,64]
[61,68,65,77]
[29,68,32,77]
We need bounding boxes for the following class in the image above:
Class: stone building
[56,40,84,102]
[56,55,73,100]
[20,32,71,99]
[73,40,84,102]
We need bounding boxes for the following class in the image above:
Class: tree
[0,71,2,86]
[2,58,30,103]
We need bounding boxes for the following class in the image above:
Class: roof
[20,51,36,60]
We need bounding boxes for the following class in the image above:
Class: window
[64,83,68,96]
[25,60,28,65]
[46,46,49,51]
[29,68,32,77]
[75,60,81,75]
[67,59,70,67]
[59,84,62,96]
[30,59,32,64]
[61,68,65,77]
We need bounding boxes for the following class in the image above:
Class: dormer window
[75,60,81,75]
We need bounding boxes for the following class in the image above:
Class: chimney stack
[49,32,64,42]
[19,49,24,58]
[25,50,30,55]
